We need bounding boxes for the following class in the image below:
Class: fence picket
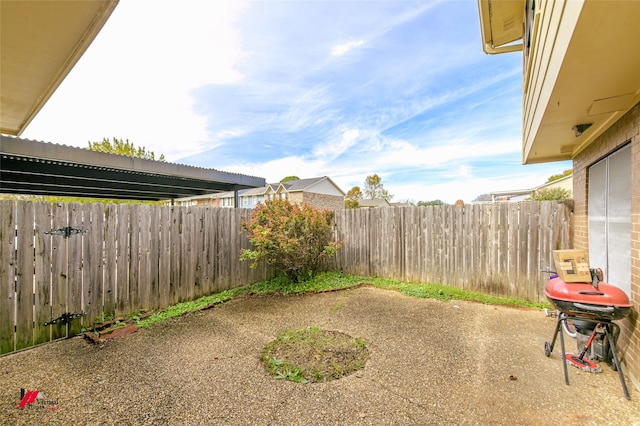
[66,203,84,337]
[159,205,171,308]
[148,204,160,311]
[15,201,35,350]
[138,204,151,311]
[50,202,68,339]
[33,202,52,346]
[115,204,130,314]
[0,201,15,353]
[84,203,104,327]
[103,204,117,319]
[128,204,141,311]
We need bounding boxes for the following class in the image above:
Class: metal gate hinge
[45,226,86,238]
[44,312,86,326]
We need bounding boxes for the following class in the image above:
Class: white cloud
[314,128,360,158]
[279,85,335,131]
[224,156,327,184]
[215,129,247,139]
[453,165,472,178]
[21,0,248,161]
[370,138,520,170]
[331,40,365,56]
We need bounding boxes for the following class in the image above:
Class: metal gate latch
[44,312,86,326]
[45,226,86,238]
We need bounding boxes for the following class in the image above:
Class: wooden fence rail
[331,201,573,301]
[0,200,573,355]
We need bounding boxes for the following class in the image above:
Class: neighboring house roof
[490,174,573,202]
[181,176,345,204]
[241,186,270,196]
[275,176,346,196]
[206,191,233,200]
[477,0,640,164]
[358,198,391,208]
[539,174,573,193]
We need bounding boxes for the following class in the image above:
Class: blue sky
[22,0,571,203]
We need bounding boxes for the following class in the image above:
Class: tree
[363,174,393,200]
[418,200,445,206]
[240,199,343,283]
[88,137,165,161]
[530,188,571,201]
[546,169,572,183]
[280,176,300,182]
[344,186,362,209]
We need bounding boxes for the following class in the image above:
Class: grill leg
[604,323,630,400]
[559,316,569,385]
[546,315,563,354]
[545,314,570,385]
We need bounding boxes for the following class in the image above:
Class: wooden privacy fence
[1,200,572,355]
[0,201,267,355]
[331,201,574,302]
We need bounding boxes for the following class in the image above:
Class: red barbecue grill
[543,269,632,400]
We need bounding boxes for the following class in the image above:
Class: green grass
[247,272,367,295]
[136,288,245,328]
[265,356,309,383]
[260,326,370,383]
[134,271,550,329]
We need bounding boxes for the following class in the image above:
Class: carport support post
[234,190,239,208]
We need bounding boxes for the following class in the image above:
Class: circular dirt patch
[261,327,369,383]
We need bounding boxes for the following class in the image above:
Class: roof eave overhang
[522,0,640,164]
[477,0,525,55]
[0,0,119,136]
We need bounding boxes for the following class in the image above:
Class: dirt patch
[261,327,369,383]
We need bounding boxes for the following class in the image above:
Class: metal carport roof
[0,135,266,201]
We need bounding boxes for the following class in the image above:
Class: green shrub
[240,199,342,283]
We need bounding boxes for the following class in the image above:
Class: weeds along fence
[0,201,267,355]
[0,200,572,355]
[331,201,574,302]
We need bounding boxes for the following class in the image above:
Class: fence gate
[0,201,94,353]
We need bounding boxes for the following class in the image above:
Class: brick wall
[287,192,303,204]
[573,101,640,389]
[302,192,344,211]
[284,192,343,211]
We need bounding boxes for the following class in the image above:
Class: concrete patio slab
[1,287,639,425]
